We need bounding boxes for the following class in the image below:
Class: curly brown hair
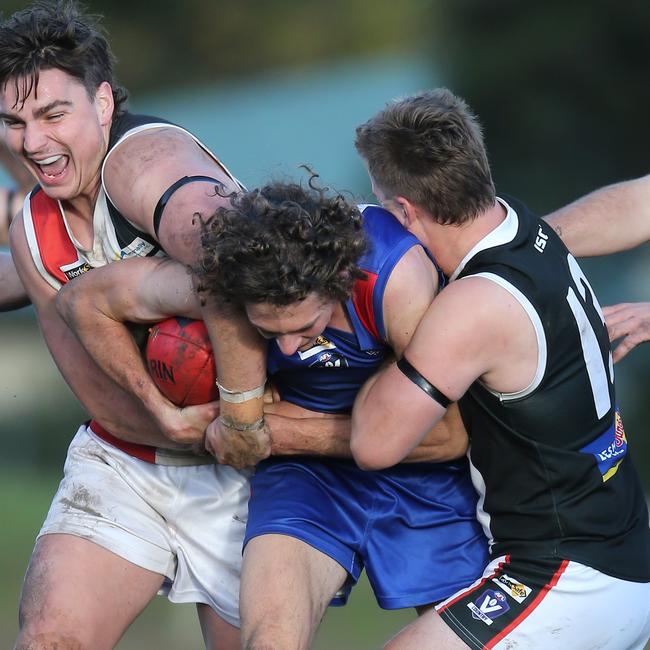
[198,177,368,307]
[0,0,128,114]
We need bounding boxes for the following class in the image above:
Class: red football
[146,317,219,406]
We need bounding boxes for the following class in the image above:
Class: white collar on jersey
[449,197,518,282]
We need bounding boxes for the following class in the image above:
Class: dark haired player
[0,2,255,647]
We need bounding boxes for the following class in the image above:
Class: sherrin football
[146,317,218,406]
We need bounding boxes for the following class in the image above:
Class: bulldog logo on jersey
[298,336,349,368]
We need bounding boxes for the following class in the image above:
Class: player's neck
[61,176,103,250]
[62,173,101,217]
[427,200,506,277]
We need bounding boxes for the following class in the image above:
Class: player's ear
[94,81,114,127]
[394,197,417,228]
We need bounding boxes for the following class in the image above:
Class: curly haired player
[56,178,488,650]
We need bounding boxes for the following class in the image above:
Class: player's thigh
[196,603,240,650]
[240,534,347,646]
[383,610,469,650]
[17,533,164,650]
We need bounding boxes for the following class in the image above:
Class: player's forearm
[56,283,174,424]
[265,409,458,462]
[201,296,267,426]
[544,175,650,256]
[404,402,468,462]
[266,410,353,457]
[40,307,184,448]
[90,391,186,448]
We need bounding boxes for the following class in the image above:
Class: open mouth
[32,154,69,180]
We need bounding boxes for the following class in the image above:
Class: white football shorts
[38,424,251,627]
[435,554,650,649]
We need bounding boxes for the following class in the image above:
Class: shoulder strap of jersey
[351,273,381,342]
[348,206,422,347]
[23,187,80,290]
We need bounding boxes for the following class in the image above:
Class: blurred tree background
[1,0,649,648]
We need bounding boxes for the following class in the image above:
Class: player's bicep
[9,214,81,351]
[351,360,448,469]
[102,127,181,235]
[404,277,513,401]
[104,128,233,265]
[382,244,439,357]
[355,277,503,463]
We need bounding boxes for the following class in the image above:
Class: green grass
[0,468,413,649]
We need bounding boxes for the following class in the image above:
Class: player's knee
[241,629,276,650]
[242,637,297,650]
[14,627,87,650]
[16,587,88,650]
[242,622,311,650]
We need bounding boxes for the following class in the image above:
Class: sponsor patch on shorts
[492,573,532,603]
[467,588,510,625]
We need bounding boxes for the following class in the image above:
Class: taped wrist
[216,381,266,404]
[218,415,265,431]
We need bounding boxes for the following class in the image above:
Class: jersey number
[566,255,613,419]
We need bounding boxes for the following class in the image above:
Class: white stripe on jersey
[468,446,494,549]
[464,272,547,402]
[22,191,62,291]
[449,197,519,282]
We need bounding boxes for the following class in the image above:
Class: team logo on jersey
[580,410,627,482]
[308,349,349,368]
[60,259,91,281]
[298,336,349,368]
[467,589,510,625]
[298,336,335,360]
[492,574,532,604]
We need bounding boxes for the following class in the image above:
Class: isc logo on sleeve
[534,225,549,253]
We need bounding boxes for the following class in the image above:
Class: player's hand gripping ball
[146,317,218,406]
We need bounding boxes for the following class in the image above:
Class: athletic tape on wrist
[216,381,266,403]
[396,357,452,408]
[218,416,265,431]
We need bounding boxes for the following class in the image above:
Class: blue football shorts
[245,456,489,609]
